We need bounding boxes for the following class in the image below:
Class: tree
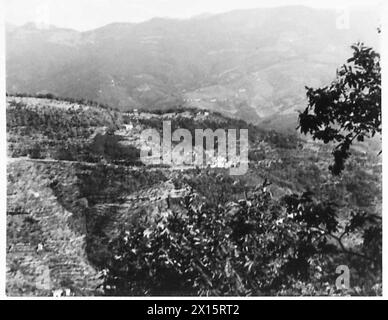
[28,143,44,159]
[298,42,381,175]
[101,177,381,296]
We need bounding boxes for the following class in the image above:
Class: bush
[28,143,44,159]
[54,145,75,161]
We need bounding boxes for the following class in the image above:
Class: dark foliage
[298,43,381,174]
[101,177,381,296]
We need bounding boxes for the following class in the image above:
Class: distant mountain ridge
[6,6,380,123]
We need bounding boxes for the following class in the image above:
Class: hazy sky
[5,0,383,31]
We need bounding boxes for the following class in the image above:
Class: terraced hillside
[6,96,381,296]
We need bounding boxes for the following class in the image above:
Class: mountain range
[6,6,380,123]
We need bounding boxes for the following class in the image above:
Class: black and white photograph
[0,0,384,298]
